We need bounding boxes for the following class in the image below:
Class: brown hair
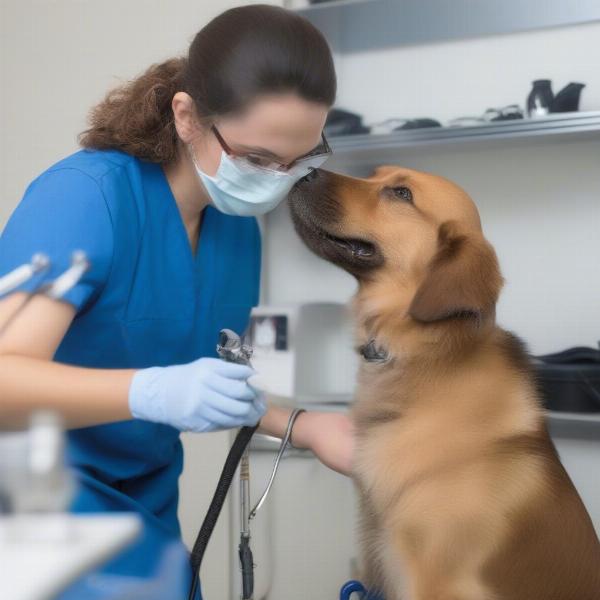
[79,5,336,164]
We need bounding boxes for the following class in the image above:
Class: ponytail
[78,57,186,164]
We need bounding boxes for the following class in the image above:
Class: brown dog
[289,166,600,600]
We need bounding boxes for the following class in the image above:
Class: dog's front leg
[397,540,496,600]
[356,488,389,596]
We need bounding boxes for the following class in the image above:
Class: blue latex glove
[128,357,266,433]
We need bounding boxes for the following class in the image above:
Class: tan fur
[289,166,600,600]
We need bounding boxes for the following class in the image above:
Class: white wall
[0,2,278,598]
[335,21,600,126]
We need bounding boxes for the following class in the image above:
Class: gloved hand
[128,357,266,433]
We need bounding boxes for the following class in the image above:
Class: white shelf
[297,0,600,53]
[546,410,600,425]
[327,111,600,162]
[546,410,600,439]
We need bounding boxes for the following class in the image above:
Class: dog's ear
[408,220,503,325]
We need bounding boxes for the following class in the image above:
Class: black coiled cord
[188,423,259,600]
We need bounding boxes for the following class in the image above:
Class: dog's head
[289,166,504,353]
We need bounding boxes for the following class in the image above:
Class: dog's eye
[392,186,413,202]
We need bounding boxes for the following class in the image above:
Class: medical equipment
[189,329,307,600]
[0,253,49,298]
[248,303,359,403]
[0,252,90,338]
[0,411,74,518]
[43,251,89,300]
[188,329,258,600]
[248,406,304,520]
[218,329,255,600]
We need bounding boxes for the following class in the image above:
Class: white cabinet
[230,436,358,600]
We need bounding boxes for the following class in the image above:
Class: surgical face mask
[189,146,314,217]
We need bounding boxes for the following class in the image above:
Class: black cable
[188,423,258,600]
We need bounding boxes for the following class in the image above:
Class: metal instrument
[0,254,49,298]
[0,252,90,339]
[216,329,255,600]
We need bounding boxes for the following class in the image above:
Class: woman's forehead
[219,93,327,153]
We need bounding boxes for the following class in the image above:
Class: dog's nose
[300,168,319,183]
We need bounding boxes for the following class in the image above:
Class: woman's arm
[0,291,263,434]
[0,291,354,469]
[257,401,355,477]
[0,292,133,429]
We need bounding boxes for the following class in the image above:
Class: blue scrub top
[0,149,261,594]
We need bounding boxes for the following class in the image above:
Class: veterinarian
[0,5,354,597]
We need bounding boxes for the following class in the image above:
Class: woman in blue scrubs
[0,5,354,598]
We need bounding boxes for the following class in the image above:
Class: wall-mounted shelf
[297,0,600,53]
[546,410,600,440]
[327,111,600,163]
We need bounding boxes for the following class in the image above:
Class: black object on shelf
[533,345,600,413]
[394,118,441,130]
[485,105,524,121]
[527,79,554,117]
[550,82,586,113]
[324,108,370,137]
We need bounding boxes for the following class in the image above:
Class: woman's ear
[172,92,202,142]
[408,220,504,325]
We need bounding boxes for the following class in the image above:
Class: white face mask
[189,146,313,217]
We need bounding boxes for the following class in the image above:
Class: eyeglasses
[211,125,332,174]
